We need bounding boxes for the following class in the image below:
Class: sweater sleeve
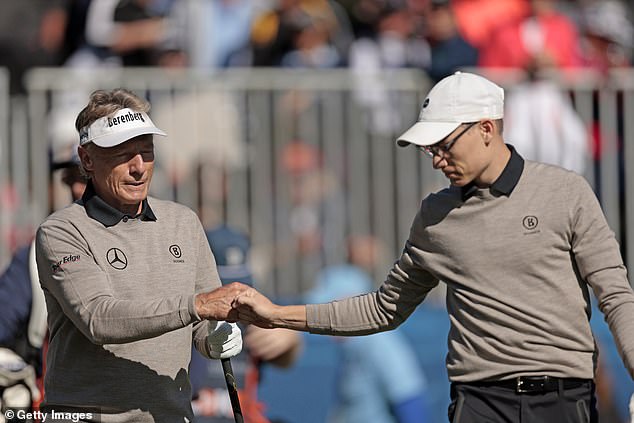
[569,174,634,379]
[36,220,199,345]
[307,210,439,335]
[191,217,223,359]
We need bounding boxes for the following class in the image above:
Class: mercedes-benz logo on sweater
[106,248,128,270]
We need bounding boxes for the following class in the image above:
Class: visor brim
[89,127,167,148]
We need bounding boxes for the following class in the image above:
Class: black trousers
[448,379,597,423]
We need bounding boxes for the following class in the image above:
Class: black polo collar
[81,181,157,227]
[461,144,525,201]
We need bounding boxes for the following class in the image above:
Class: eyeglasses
[417,121,478,158]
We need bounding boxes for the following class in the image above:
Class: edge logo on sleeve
[51,254,80,273]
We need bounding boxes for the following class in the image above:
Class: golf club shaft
[221,358,244,423]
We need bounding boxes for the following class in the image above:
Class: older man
[35,88,247,422]
[231,72,634,423]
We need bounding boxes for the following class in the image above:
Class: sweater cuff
[306,303,331,334]
[181,294,201,326]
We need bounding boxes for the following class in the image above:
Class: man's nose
[129,153,146,173]
[432,154,446,169]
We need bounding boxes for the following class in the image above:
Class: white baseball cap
[79,108,166,147]
[397,72,504,147]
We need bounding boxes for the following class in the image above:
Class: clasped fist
[195,282,249,321]
[195,281,281,331]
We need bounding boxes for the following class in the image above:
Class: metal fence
[1,67,633,297]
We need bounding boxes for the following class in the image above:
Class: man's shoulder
[524,159,575,175]
[147,197,198,220]
[422,186,461,208]
[518,161,594,206]
[522,160,587,185]
[40,202,85,227]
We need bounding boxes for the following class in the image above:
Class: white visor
[79,108,166,147]
[396,121,461,147]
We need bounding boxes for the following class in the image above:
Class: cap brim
[396,121,460,147]
[91,127,167,148]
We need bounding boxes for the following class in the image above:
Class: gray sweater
[36,185,220,422]
[307,149,634,383]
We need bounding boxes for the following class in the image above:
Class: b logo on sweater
[170,244,184,263]
[522,216,538,230]
[522,215,540,235]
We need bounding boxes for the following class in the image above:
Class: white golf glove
[207,321,242,359]
[0,348,40,403]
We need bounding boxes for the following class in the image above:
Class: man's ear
[480,120,495,145]
[78,145,93,173]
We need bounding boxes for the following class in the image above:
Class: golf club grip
[221,358,244,423]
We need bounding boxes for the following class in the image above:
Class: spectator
[279,5,341,68]
[190,224,302,423]
[451,0,528,49]
[0,155,87,417]
[479,0,583,71]
[274,140,346,292]
[58,0,93,66]
[348,1,429,71]
[0,0,69,94]
[163,0,257,69]
[83,0,169,67]
[112,0,169,66]
[503,78,589,175]
[347,1,429,134]
[304,236,431,423]
[250,0,341,67]
[423,0,479,82]
[580,0,634,75]
[479,0,590,174]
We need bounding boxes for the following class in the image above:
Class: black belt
[469,376,590,394]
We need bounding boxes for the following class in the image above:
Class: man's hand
[233,288,308,331]
[207,321,242,359]
[231,287,279,328]
[195,282,250,321]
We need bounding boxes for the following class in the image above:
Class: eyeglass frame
[417,121,479,158]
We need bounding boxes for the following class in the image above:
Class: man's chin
[122,191,148,205]
[448,177,466,187]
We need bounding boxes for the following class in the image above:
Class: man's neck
[474,143,511,188]
[93,186,142,216]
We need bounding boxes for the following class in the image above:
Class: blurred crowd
[1,0,633,95]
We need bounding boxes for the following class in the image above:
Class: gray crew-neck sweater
[307,159,634,382]
[36,195,220,422]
